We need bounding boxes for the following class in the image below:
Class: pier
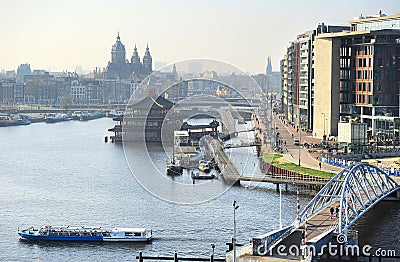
[206,137,241,183]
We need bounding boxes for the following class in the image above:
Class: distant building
[106,33,153,79]
[265,56,281,94]
[16,63,31,80]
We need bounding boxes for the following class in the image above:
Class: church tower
[131,44,141,65]
[266,56,272,76]
[142,44,152,71]
[111,32,126,64]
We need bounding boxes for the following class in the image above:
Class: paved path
[273,114,341,174]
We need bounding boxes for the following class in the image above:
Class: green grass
[262,153,283,163]
[263,153,331,178]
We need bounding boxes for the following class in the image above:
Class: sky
[0,0,399,74]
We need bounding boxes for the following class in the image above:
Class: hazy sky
[1,0,399,74]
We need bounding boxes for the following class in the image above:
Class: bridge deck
[207,138,240,181]
[239,175,326,187]
[219,109,236,135]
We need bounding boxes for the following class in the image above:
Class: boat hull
[19,232,152,242]
[166,164,183,176]
[18,226,152,242]
[19,233,103,241]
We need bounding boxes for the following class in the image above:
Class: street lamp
[298,130,301,166]
[321,112,326,140]
[211,243,215,261]
[233,200,239,262]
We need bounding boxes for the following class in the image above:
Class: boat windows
[125,232,133,236]
[134,232,142,236]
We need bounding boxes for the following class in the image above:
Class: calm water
[0,118,398,261]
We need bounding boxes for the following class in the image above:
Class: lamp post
[298,130,301,166]
[233,200,239,262]
[321,112,326,140]
[211,243,215,262]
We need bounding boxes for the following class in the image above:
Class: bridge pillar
[276,183,280,192]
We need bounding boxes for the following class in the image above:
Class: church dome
[112,32,126,52]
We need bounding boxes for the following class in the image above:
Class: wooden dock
[206,138,241,182]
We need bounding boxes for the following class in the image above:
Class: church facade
[106,33,153,79]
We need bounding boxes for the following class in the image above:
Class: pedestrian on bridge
[335,206,339,217]
[330,207,334,219]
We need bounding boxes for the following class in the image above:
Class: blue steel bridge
[231,162,400,262]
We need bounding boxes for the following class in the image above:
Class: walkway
[273,114,341,173]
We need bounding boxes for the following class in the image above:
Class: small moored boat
[191,171,215,180]
[198,160,211,173]
[18,225,152,242]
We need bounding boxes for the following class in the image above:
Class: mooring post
[138,251,143,262]
[174,251,178,262]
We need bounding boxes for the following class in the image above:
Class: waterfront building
[109,95,174,142]
[281,23,350,130]
[313,12,400,139]
[106,33,152,79]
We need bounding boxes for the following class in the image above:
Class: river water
[0,118,398,261]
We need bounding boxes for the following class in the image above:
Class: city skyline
[0,0,399,74]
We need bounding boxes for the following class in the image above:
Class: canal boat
[166,160,183,176]
[18,117,31,125]
[71,111,82,120]
[80,111,103,121]
[45,113,71,123]
[0,115,20,127]
[198,160,211,173]
[18,225,153,242]
[191,171,215,180]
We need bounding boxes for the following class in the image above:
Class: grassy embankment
[263,153,332,179]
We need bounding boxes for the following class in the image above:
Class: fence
[136,251,225,262]
[320,157,400,177]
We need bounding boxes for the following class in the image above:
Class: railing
[268,165,330,182]
[321,156,400,177]
[136,251,225,262]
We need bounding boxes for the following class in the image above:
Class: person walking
[330,207,334,219]
[335,206,339,218]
